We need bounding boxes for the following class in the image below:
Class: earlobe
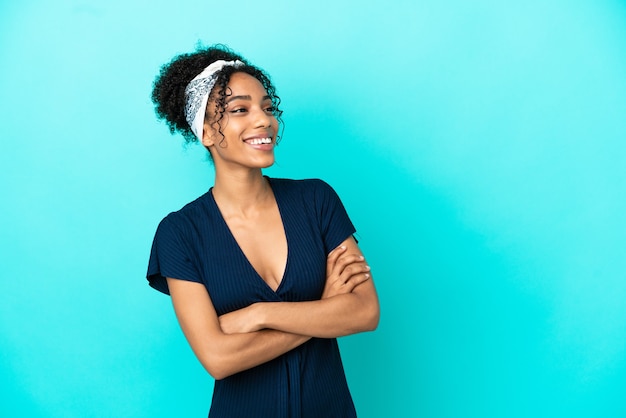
[202,125,215,147]
[202,136,215,147]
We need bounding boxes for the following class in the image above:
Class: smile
[244,137,272,145]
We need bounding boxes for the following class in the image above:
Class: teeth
[246,137,272,145]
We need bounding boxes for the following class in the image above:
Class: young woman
[147,44,379,417]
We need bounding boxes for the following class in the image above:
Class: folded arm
[219,236,380,338]
[167,277,310,380]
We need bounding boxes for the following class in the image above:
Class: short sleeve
[313,180,357,254]
[146,215,202,295]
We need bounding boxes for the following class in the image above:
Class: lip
[242,133,274,142]
[245,141,274,151]
[242,132,275,151]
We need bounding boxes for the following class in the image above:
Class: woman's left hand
[219,304,262,334]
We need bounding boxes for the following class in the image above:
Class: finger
[338,262,370,283]
[328,244,348,257]
[326,258,365,290]
[335,253,365,269]
[342,272,371,293]
[335,255,366,276]
[326,245,347,271]
[335,250,364,261]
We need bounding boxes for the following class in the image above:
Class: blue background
[1,0,625,416]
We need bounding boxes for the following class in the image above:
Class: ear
[201,122,216,147]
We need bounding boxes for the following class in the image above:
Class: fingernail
[365,273,370,278]
[359,255,364,260]
[365,265,370,271]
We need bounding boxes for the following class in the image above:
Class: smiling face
[202,72,279,171]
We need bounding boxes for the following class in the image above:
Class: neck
[211,168,271,214]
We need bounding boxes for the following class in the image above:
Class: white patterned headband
[184,59,244,140]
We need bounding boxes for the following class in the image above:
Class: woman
[147,44,379,417]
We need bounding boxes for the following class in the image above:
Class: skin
[167,72,380,381]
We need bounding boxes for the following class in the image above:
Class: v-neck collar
[208,177,290,294]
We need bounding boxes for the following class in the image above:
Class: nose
[252,106,273,128]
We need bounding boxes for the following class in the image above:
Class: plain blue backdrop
[1,0,625,417]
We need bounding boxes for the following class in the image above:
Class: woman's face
[202,72,279,170]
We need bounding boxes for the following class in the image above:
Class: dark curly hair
[151,44,283,145]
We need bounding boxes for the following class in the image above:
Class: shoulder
[268,177,336,197]
[156,190,214,232]
[268,178,346,221]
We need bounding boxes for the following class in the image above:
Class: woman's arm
[167,277,310,380]
[219,236,380,338]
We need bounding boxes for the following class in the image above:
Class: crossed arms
[167,236,379,380]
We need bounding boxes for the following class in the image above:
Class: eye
[229,107,247,114]
[264,103,282,116]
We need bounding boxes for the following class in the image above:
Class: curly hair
[151,44,283,145]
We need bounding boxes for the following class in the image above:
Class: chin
[253,156,275,169]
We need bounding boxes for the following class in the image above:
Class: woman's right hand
[322,245,371,299]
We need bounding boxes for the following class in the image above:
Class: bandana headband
[184,59,244,140]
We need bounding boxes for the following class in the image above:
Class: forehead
[226,72,268,96]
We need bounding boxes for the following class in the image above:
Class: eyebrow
[225,95,271,104]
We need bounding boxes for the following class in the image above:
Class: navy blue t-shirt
[147,178,357,418]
